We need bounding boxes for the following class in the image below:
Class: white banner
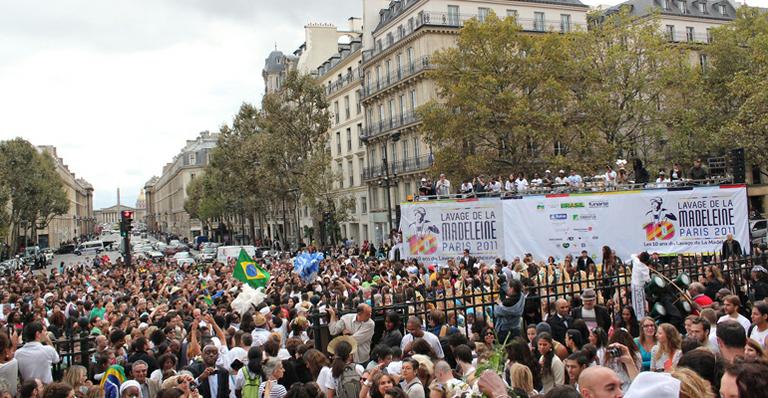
[502,185,749,261]
[400,199,505,264]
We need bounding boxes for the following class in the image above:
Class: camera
[606,347,621,357]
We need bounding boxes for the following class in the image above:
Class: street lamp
[380,132,401,238]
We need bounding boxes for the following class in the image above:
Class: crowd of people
[0,243,766,398]
[416,159,715,197]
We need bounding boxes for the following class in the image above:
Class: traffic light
[121,210,134,237]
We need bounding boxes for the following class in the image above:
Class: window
[357,123,363,148]
[375,66,382,88]
[346,128,352,152]
[361,197,368,214]
[336,132,341,155]
[706,28,713,43]
[698,2,706,13]
[686,26,694,42]
[399,95,406,119]
[560,14,571,33]
[359,158,365,185]
[396,54,402,78]
[699,53,709,71]
[662,0,669,10]
[666,25,675,41]
[391,141,398,166]
[388,99,395,124]
[348,160,354,187]
[338,161,344,188]
[378,104,385,125]
[719,4,726,14]
[344,96,350,120]
[188,152,196,165]
[402,138,409,160]
[407,47,414,67]
[355,90,361,114]
[413,137,420,157]
[370,147,376,169]
[448,5,460,26]
[334,101,340,124]
[385,60,391,84]
[678,0,687,13]
[534,12,545,32]
[410,89,417,110]
[397,24,405,39]
[507,9,518,19]
[478,7,490,22]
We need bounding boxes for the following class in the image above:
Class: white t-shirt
[515,178,529,192]
[718,314,751,333]
[582,308,598,331]
[401,331,445,358]
[749,325,768,348]
[317,366,334,394]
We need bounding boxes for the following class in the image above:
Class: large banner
[502,185,749,261]
[399,185,749,263]
[400,199,505,264]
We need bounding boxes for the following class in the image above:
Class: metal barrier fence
[51,333,96,380]
[309,253,766,351]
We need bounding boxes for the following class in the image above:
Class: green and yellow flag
[233,249,270,289]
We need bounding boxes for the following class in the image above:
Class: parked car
[55,244,76,255]
[74,241,105,256]
[751,219,768,243]
[171,251,195,266]
[195,247,217,263]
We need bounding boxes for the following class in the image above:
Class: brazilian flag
[233,249,270,288]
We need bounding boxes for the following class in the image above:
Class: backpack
[241,369,261,398]
[335,365,361,398]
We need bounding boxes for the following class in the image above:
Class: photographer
[602,329,640,393]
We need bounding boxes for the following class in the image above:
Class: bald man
[548,298,572,345]
[328,303,375,363]
[578,366,623,398]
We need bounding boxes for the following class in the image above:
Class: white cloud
[0,0,764,209]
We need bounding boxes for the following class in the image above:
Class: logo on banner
[589,201,609,208]
[550,214,567,221]
[406,207,440,255]
[561,202,585,209]
[643,197,678,241]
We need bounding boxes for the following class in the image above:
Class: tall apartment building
[145,131,218,241]
[359,0,589,244]
[35,146,95,248]
[315,34,369,243]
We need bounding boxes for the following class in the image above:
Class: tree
[704,7,768,168]
[0,138,68,252]
[257,70,353,244]
[420,12,577,180]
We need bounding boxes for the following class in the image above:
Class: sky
[1,0,766,210]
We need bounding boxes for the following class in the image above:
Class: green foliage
[0,138,69,248]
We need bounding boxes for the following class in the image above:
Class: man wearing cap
[571,289,611,332]
[251,313,271,348]
[328,304,375,363]
[555,170,567,185]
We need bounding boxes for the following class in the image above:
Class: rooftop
[604,0,737,21]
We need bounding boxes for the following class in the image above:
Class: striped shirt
[258,382,287,398]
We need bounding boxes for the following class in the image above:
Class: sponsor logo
[579,214,598,221]
[550,214,568,220]
[548,237,564,242]
[589,201,609,208]
[536,203,545,211]
[581,243,587,248]
[567,237,575,241]
[592,236,600,240]
[562,243,571,248]
[561,202,585,209]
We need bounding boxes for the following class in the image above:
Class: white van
[75,240,104,256]
[216,245,256,264]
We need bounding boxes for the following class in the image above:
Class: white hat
[421,178,427,182]
[120,380,141,396]
[44,292,55,300]
[625,372,680,398]
[558,169,565,173]
[259,306,271,315]
[545,170,551,173]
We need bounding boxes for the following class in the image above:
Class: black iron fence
[309,253,767,351]
[51,333,96,380]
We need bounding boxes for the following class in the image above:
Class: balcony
[362,10,587,63]
[363,56,431,100]
[666,30,712,44]
[362,154,434,181]
[360,111,421,141]
[325,67,363,96]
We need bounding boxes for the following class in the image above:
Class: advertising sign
[400,199,505,264]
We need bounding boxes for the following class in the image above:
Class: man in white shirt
[14,321,60,384]
[554,170,568,185]
[434,174,451,197]
[568,170,583,188]
[328,304,375,363]
[718,295,751,332]
[401,316,444,358]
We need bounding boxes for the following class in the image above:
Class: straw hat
[327,335,358,356]
[253,313,267,327]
